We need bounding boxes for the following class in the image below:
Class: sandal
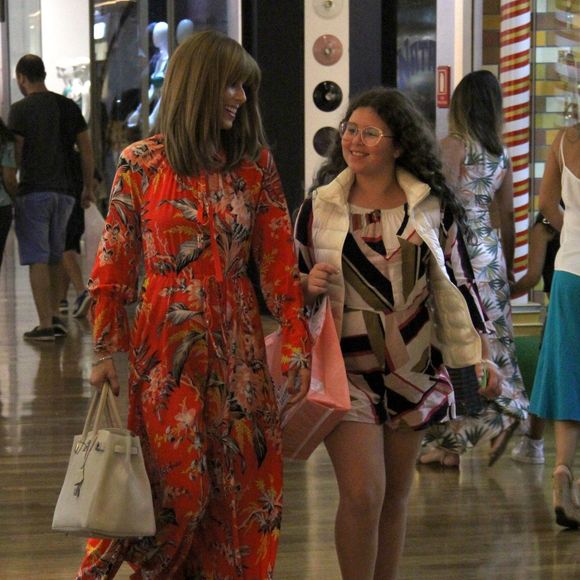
[418,448,460,468]
[553,465,580,529]
[488,421,519,467]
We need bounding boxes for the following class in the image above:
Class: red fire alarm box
[437,66,451,108]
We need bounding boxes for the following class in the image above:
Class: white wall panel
[304,0,349,191]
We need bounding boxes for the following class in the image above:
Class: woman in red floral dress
[76,30,310,579]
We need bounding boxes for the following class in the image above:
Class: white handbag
[52,383,156,538]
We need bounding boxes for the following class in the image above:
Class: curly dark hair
[309,87,466,224]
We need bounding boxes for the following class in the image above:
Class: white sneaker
[511,435,545,464]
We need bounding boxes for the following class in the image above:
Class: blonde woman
[76,30,310,578]
[420,70,529,467]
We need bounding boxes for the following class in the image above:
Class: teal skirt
[530,270,580,420]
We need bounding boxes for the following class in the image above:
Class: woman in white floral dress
[420,70,529,467]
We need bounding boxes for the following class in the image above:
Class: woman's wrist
[92,354,113,367]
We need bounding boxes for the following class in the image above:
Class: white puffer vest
[310,167,482,368]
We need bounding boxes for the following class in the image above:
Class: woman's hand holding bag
[52,382,156,538]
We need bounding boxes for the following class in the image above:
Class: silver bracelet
[92,354,113,367]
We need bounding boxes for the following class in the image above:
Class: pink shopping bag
[265,297,351,460]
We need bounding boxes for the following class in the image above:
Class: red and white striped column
[499,0,532,285]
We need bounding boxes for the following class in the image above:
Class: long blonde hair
[448,70,504,157]
[158,30,267,175]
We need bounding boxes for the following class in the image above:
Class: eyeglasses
[339,121,394,147]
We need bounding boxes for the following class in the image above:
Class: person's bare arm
[76,129,95,207]
[538,130,564,232]
[90,356,121,396]
[439,135,465,188]
[496,163,515,282]
[511,222,552,297]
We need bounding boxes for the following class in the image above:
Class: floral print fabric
[423,138,528,455]
[76,136,310,579]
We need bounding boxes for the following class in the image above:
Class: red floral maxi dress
[76,136,310,579]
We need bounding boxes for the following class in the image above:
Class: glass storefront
[5,1,41,113]
[397,0,437,126]
[91,0,241,196]
[0,0,241,208]
[4,0,90,114]
[3,2,577,210]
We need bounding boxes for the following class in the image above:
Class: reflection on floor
[1,233,578,579]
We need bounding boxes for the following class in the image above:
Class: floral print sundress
[76,136,310,579]
[423,137,529,455]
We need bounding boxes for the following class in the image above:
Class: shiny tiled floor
[1,231,579,579]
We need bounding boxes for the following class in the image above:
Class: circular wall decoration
[313,81,343,112]
[313,126,338,157]
[312,34,343,66]
[312,0,344,19]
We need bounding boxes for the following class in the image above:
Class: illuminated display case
[90,0,241,194]
[5,0,41,110]
[532,0,579,195]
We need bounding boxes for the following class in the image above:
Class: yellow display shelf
[512,303,543,337]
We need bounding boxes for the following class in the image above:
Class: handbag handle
[72,383,125,498]
[105,386,123,428]
[78,387,101,446]
[77,383,122,450]
[78,384,109,446]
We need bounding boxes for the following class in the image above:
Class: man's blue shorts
[14,191,75,265]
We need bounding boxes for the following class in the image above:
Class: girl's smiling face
[341,106,400,177]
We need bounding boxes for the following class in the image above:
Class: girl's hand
[285,367,311,405]
[477,359,502,399]
[90,355,121,396]
[305,263,340,303]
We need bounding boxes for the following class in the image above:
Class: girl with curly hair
[294,87,499,580]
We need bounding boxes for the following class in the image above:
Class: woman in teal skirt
[530,122,580,529]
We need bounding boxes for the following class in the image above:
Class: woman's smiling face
[222,81,247,129]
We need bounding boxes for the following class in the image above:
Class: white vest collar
[315,166,431,209]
